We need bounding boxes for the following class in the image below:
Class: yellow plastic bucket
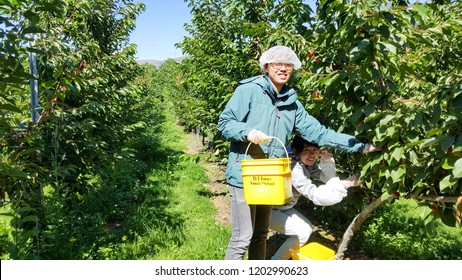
[241,137,292,205]
[290,242,336,260]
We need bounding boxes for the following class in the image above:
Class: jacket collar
[238,75,297,104]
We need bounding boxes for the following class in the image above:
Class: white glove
[341,174,359,188]
[362,143,382,153]
[319,149,333,160]
[247,129,271,144]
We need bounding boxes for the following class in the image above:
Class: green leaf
[21,229,38,242]
[440,208,457,227]
[419,137,436,149]
[440,135,455,152]
[379,114,394,126]
[442,156,458,170]
[381,191,391,202]
[42,80,57,88]
[53,66,63,79]
[391,147,404,162]
[391,167,405,183]
[409,150,419,164]
[0,103,23,113]
[350,108,363,124]
[385,125,397,137]
[425,128,444,138]
[418,203,432,220]
[453,158,462,178]
[413,3,430,19]
[21,26,45,34]
[454,135,462,151]
[21,215,38,223]
[0,212,15,217]
[378,25,390,40]
[324,73,341,88]
[380,42,397,55]
[16,205,35,213]
[439,175,455,192]
[358,39,370,50]
[1,167,28,178]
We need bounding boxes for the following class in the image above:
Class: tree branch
[406,193,462,203]
[335,195,388,260]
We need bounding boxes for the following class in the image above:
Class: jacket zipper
[269,101,281,157]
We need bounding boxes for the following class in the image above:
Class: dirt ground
[184,132,370,260]
[185,133,231,226]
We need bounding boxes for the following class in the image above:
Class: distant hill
[137,55,188,67]
[137,59,164,67]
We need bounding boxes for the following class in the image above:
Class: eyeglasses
[269,62,294,71]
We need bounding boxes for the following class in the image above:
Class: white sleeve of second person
[292,163,348,207]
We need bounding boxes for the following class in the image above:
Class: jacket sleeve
[293,100,365,153]
[217,86,253,141]
[292,162,348,206]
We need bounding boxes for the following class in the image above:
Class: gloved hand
[341,174,359,188]
[319,149,333,160]
[247,129,271,144]
[362,143,383,153]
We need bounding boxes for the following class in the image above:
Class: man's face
[265,62,294,91]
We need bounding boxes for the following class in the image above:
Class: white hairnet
[259,46,302,70]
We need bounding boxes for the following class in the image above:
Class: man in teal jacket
[218,46,379,260]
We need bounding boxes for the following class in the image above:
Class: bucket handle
[289,249,310,260]
[244,136,291,170]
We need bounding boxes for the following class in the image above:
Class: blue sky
[129,0,191,61]
[129,0,316,61]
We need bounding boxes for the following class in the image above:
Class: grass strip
[117,111,230,260]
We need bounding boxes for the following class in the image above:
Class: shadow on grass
[197,189,228,198]
[103,131,189,259]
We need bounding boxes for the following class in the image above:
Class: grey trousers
[225,185,272,260]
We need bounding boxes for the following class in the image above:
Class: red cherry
[315,59,320,63]
[313,91,323,101]
[392,192,400,199]
[431,204,438,212]
[308,51,315,58]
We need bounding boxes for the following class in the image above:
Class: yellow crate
[290,242,336,260]
[241,157,292,205]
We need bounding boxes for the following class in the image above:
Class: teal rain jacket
[217,75,365,188]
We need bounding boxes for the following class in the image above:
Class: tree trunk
[335,195,389,260]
